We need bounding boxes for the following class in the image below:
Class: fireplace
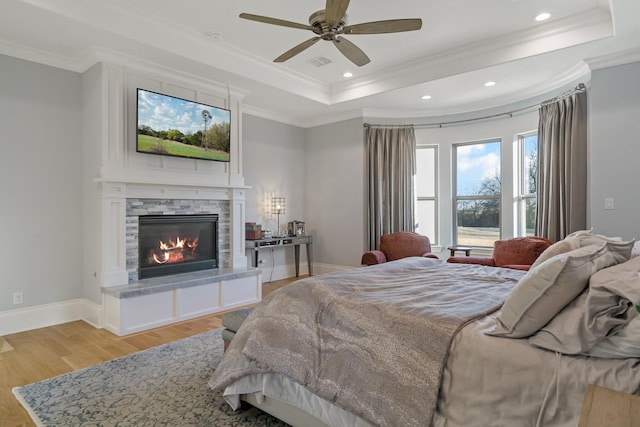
[138,214,218,279]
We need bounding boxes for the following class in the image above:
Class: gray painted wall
[0,55,83,311]
[242,114,307,277]
[304,118,366,268]
[589,61,640,240]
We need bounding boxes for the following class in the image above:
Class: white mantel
[86,62,250,287]
[81,62,259,335]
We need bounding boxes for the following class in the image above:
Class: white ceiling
[2,0,640,127]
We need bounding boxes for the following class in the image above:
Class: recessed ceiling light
[343,72,353,78]
[421,95,432,100]
[484,81,497,87]
[535,12,550,22]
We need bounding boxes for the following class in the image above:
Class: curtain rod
[363,83,586,129]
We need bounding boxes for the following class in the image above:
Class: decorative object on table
[245,222,262,240]
[271,197,285,235]
[261,229,273,239]
[280,226,289,237]
[288,220,305,237]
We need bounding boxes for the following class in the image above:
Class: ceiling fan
[239,0,422,67]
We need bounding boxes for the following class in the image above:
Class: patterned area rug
[13,328,288,427]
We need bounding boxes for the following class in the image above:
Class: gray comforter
[209,257,525,426]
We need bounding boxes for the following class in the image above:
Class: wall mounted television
[136,88,231,162]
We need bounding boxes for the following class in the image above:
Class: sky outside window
[456,141,501,195]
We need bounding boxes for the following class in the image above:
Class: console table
[246,235,313,276]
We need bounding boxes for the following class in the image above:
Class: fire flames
[151,236,199,264]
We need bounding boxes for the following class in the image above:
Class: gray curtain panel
[365,126,416,250]
[536,89,588,241]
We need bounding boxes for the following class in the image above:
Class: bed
[209,231,640,427]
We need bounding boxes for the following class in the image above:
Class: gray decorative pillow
[488,240,634,338]
[529,256,640,355]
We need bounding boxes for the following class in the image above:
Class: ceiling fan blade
[239,13,314,31]
[343,18,423,35]
[325,0,350,27]
[332,36,370,67]
[274,37,321,62]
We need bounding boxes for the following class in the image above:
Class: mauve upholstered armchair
[446,236,553,271]
[361,231,439,266]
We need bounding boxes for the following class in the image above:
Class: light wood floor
[0,277,300,427]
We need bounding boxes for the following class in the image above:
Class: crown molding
[241,105,306,128]
[16,0,332,104]
[12,0,614,109]
[243,61,591,128]
[329,8,612,104]
[0,37,87,73]
[584,46,640,70]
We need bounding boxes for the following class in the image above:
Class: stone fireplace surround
[100,181,261,336]
[125,198,229,282]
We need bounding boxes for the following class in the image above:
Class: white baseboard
[0,298,104,336]
[262,262,355,282]
[312,263,354,275]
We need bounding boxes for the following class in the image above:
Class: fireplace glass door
[138,214,218,279]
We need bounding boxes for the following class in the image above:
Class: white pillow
[530,238,580,270]
[489,241,634,338]
[532,230,628,270]
[566,229,624,246]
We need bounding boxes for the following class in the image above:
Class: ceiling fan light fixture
[240,1,422,67]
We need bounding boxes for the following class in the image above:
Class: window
[415,146,438,244]
[453,140,501,247]
[517,133,538,236]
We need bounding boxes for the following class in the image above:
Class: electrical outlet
[258,259,264,264]
[604,198,615,210]
[13,291,23,305]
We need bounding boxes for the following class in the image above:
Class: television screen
[136,88,231,162]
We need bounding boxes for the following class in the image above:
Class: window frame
[516,131,538,237]
[415,144,439,245]
[452,139,502,247]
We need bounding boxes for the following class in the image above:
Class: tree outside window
[454,140,501,247]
